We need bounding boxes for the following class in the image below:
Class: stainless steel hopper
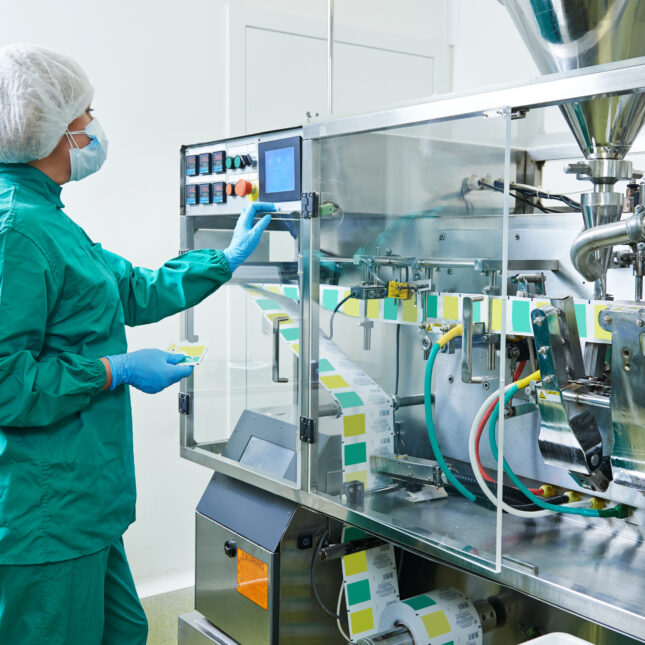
[502,0,645,298]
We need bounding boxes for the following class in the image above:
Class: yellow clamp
[564,491,581,503]
[539,484,556,498]
[590,497,606,510]
[387,281,412,300]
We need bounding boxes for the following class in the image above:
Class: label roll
[377,587,482,645]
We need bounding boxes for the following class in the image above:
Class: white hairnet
[0,44,94,163]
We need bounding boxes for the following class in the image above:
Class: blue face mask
[66,118,109,182]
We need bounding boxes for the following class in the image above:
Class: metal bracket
[178,393,191,415]
[301,192,319,219]
[461,295,486,383]
[299,416,315,444]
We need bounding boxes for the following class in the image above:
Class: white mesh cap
[0,44,94,163]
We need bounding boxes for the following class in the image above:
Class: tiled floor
[142,587,193,645]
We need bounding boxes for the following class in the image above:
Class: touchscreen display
[265,147,295,194]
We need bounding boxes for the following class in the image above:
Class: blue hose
[488,387,628,518]
[424,344,476,502]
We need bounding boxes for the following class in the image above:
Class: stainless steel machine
[177,3,645,643]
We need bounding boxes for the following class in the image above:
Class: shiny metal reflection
[502,0,645,160]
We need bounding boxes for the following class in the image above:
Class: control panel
[182,128,302,216]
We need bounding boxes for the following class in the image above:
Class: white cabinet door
[226,2,450,136]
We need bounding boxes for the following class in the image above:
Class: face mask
[65,118,109,182]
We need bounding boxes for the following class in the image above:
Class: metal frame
[179,60,645,641]
[304,56,645,140]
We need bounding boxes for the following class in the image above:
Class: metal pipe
[571,210,645,281]
[356,626,414,645]
[392,394,425,410]
[560,389,610,409]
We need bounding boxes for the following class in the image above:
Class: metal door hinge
[301,192,318,219]
[178,393,191,415]
[299,416,315,443]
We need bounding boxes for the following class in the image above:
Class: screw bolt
[439,233,446,241]
[533,315,545,326]
[637,319,645,328]
[515,233,520,240]
[590,454,600,467]
[483,381,490,390]
[604,315,613,325]
[538,346,549,356]
[448,375,454,384]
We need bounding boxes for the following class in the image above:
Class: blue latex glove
[223,201,275,272]
[106,349,194,394]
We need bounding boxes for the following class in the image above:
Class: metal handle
[272,316,290,383]
[461,296,484,383]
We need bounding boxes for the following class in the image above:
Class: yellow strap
[437,323,463,348]
[516,369,541,390]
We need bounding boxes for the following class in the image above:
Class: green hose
[488,386,629,519]
[424,343,476,502]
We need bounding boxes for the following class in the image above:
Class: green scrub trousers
[0,538,147,645]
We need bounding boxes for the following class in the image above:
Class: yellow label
[349,607,375,634]
[422,610,451,638]
[237,549,268,610]
[366,299,380,319]
[343,414,366,437]
[344,550,368,576]
[594,304,612,341]
[402,298,418,323]
[442,296,459,321]
[491,298,502,330]
[321,374,349,389]
[344,470,367,485]
[343,290,360,317]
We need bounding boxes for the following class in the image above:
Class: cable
[488,381,630,519]
[311,531,342,619]
[468,382,552,518]
[513,359,526,382]
[479,181,556,213]
[424,325,477,502]
[322,295,352,341]
[395,324,401,395]
[336,580,350,642]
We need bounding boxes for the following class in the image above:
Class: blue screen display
[265,147,295,194]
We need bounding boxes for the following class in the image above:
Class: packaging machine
[177,2,645,643]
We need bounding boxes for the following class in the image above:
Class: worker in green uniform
[0,43,274,645]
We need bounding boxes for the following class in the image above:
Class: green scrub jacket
[0,163,232,566]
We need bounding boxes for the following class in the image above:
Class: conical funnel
[502,0,645,160]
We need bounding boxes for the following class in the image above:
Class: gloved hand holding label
[223,201,275,272]
[106,348,194,394]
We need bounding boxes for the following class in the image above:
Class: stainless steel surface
[462,295,485,384]
[304,58,645,140]
[502,0,645,160]
[473,599,498,634]
[560,388,610,409]
[195,514,275,645]
[272,316,290,383]
[370,452,443,487]
[532,301,604,476]
[179,612,240,645]
[327,0,333,116]
[600,307,645,491]
[571,209,645,281]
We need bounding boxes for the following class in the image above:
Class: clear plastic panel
[186,228,301,487]
[308,111,511,569]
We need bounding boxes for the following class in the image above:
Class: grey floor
[142,587,193,645]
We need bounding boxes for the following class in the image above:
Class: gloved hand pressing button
[223,202,275,272]
[106,349,194,394]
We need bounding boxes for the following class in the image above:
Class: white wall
[1,0,540,595]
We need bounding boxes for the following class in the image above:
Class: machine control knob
[224,540,237,558]
[235,179,253,197]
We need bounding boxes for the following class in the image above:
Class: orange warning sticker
[237,549,269,610]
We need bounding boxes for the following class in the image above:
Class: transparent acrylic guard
[187,239,301,487]
[308,110,512,571]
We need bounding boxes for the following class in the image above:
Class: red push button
[226,183,235,196]
[235,179,253,197]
